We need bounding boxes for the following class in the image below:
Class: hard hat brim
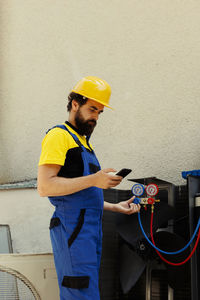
[71,90,113,109]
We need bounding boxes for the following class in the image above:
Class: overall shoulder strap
[46,125,83,148]
[86,136,93,152]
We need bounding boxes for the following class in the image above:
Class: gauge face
[131,184,145,196]
[145,184,159,196]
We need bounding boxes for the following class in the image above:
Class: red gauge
[146,184,159,196]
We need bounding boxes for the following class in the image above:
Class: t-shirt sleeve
[38,128,70,166]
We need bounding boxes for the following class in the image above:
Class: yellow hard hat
[71,76,112,109]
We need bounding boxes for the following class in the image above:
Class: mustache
[87,119,97,126]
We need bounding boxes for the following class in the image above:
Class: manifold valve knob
[148,198,155,205]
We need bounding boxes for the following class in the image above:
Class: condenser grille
[151,270,168,300]
[0,266,41,300]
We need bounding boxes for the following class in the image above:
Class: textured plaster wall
[1,0,200,187]
[0,189,53,253]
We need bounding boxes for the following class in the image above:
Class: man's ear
[71,99,79,112]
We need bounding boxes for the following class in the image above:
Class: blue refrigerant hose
[138,211,200,255]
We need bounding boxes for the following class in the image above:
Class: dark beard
[75,109,96,136]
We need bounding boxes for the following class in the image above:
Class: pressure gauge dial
[145,184,159,196]
[131,183,145,197]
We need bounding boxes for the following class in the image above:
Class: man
[37,76,140,300]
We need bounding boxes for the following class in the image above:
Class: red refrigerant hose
[150,211,200,266]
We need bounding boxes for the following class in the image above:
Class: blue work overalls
[48,125,104,300]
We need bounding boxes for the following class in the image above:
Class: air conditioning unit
[0,253,59,300]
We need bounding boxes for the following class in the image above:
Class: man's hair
[67,92,88,111]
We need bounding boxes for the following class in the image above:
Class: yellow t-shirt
[39,123,93,166]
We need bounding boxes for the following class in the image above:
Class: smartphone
[116,168,132,178]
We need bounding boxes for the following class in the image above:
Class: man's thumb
[126,196,135,204]
[103,168,117,174]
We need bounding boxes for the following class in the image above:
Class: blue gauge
[131,183,145,197]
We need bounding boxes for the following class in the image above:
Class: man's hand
[112,196,141,215]
[93,168,122,189]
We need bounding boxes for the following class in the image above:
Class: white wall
[1,0,200,186]
[0,188,53,253]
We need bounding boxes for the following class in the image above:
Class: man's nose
[93,112,99,121]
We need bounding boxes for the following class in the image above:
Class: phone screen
[116,168,132,178]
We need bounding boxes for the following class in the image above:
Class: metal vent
[0,265,41,300]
